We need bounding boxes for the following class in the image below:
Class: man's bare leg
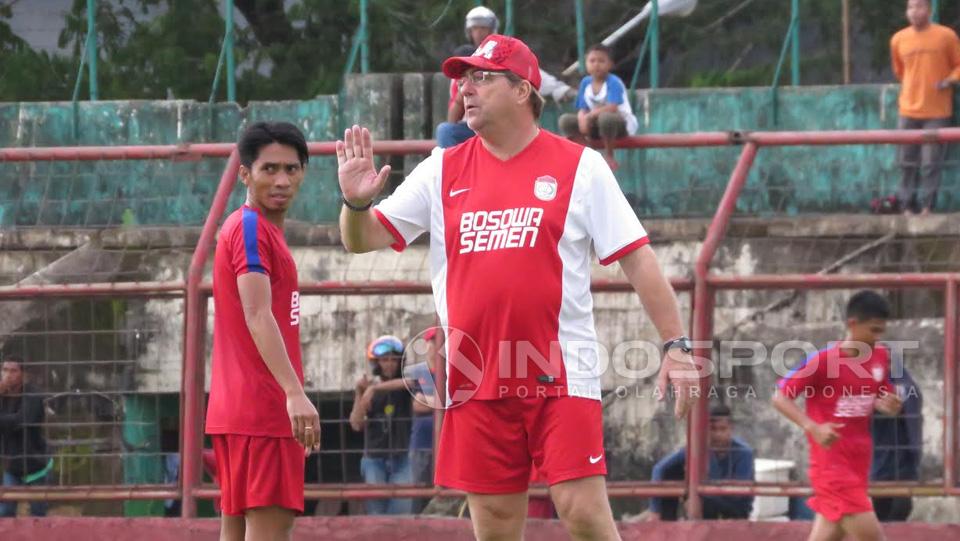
[550,476,620,541]
[807,513,846,541]
[219,514,245,541]
[467,491,529,541]
[840,511,886,541]
[244,506,295,541]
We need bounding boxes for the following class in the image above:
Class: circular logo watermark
[403,325,484,410]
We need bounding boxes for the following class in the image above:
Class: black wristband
[342,197,373,212]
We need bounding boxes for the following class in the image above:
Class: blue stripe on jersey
[777,348,827,389]
[606,74,626,104]
[241,207,266,274]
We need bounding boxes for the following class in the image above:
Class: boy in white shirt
[559,44,638,170]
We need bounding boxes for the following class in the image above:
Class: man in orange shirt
[891,0,960,216]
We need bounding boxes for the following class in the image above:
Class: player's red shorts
[808,477,873,522]
[211,434,305,515]
[435,396,606,494]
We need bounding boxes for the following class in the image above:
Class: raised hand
[336,125,392,207]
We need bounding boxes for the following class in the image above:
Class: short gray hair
[504,72,544,120]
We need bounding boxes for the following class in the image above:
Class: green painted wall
[613,84,945,217]
[1,81,956,226]
[0,99,341,226]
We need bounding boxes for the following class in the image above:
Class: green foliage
[0,0,952,102]
[0,48,75,100]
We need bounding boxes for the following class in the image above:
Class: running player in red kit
[773,291,903,541]
[205,122,320,541]
[337,35,698,540]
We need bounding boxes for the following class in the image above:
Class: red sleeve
[777,350,825,398]
[373,208,407,252]
[598,237,650,266]
[229,208,273,276]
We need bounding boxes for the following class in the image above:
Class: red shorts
[435,396,606,494]
[808,478,873,522]
[211,434,305,516]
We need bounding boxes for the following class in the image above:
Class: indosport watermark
[401,327,921,411]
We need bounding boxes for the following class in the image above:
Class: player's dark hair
[709,403,731,419]
[237,121,309,168]
[846,290,891,321]
[586,44,614,60]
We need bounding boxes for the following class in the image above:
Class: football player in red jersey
[206,122,320,541]
[337,35,698,540]
[774,291,903,541]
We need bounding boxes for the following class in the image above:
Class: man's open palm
[337,124,392,206]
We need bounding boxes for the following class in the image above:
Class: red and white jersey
[777,345,892,484]
[206,205,303,437]
[374,130,647,403]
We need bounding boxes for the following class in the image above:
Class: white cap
[465,6,499,39]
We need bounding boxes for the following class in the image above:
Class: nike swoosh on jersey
[589,454,603,464]
[449,188,471,197]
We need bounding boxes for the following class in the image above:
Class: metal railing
[1,128,959,518]
[770,0,800,125]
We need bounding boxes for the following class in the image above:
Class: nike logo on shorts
[449,188,471,197]
[589,454,603,464]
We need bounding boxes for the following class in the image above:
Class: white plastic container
[749,458,796,520]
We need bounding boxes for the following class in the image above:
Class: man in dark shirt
[350,336,413,515]
[0,356,51,517]
[646,404,754,520]
[871,349,923,521]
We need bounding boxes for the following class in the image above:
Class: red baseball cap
[442,34,542,90]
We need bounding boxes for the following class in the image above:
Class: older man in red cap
[336,35,699,540]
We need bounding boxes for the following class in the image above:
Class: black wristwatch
[663,336,693,354]
[342,197,373,212]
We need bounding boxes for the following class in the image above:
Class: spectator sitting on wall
[644,403,754,521]
[0,356,52,518]
[559,44,638,172]
[891,0,960,216]
[436,5,577,148]
[350,335,414,515]
[871,347,923,522]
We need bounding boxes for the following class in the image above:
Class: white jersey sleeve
[373,147,442,251]
[581,149,648,265]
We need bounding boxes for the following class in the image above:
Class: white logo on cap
[533,175,557,201]
[474,40,498,59]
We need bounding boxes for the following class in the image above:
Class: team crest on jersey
[533,175,557,201]
[872,366,884,382]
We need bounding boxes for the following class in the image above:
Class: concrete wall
[3,81,960,227]
[4,212,956,518]
[2,83,960,519]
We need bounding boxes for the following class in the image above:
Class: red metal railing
[684,128,960,516]
[2,127,959,517]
